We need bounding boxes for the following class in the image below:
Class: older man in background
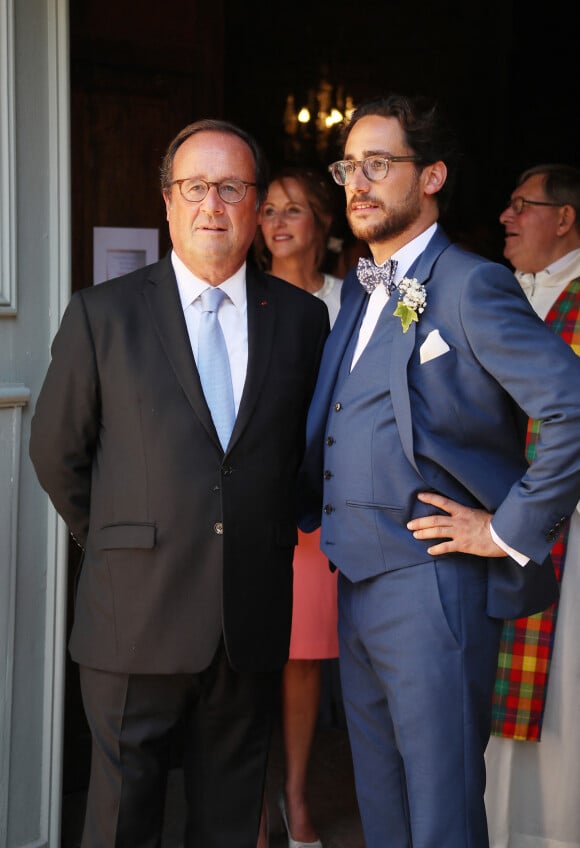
[485,163,580,848]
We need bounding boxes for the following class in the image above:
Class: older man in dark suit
[30,119,329,848]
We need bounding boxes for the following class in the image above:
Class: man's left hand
[407,491,505,557]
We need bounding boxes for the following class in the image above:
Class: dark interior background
[70,0,579,287]
[65,0,578,795]
[223,0,578,259]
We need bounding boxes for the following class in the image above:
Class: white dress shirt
[516,248,580,320]
[171,250,248,413]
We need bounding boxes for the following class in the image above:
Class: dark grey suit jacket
[30,254,329,674]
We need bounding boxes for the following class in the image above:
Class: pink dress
[288,529,339,659]
[288,274,342,661]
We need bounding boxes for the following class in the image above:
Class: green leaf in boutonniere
[393,302,419,333]
[393,277,427,333]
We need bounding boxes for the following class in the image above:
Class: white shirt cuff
[490,523,529,566]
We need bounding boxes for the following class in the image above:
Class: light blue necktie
[197,287,235,450]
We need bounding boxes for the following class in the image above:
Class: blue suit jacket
[299,227,580,619]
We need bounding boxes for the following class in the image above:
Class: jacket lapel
[390,227,451,474]
[143,255,218,443]
[308,269,367,438]
[390,319,420,473]
[227,265,275,451]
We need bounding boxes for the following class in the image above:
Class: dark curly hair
[342,93,461,213]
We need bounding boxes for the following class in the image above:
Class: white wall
[0,0,70,845]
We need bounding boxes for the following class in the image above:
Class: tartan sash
[491,276,580,740]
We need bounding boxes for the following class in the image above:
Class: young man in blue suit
[298,94,580,848]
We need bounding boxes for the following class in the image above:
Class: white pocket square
[419,329,451,364]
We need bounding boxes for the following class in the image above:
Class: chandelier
[283,78,355,159]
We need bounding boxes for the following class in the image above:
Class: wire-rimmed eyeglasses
[505,196,563,215]
[328,155,421,186]
[168,178,257,204]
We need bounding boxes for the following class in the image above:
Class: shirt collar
[171,250,247,310]
[516,247,580,291]
[544,247,580,276]
[391,222,438,282]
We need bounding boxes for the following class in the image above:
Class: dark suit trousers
[79,641,280,848]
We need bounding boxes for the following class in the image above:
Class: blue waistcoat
[320,297,434,581]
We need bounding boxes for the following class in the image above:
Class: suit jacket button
[214,522,224,535]
[324,504,334,514]
[546,516,567,541]
[326,436,335,446]
[324,470,333,480]
[334,402,342,412]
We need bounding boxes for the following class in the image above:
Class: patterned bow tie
[357,257,398,295]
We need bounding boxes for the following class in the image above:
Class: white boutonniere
[393,277,427,333]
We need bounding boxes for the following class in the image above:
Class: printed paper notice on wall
[93,227,159,285]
